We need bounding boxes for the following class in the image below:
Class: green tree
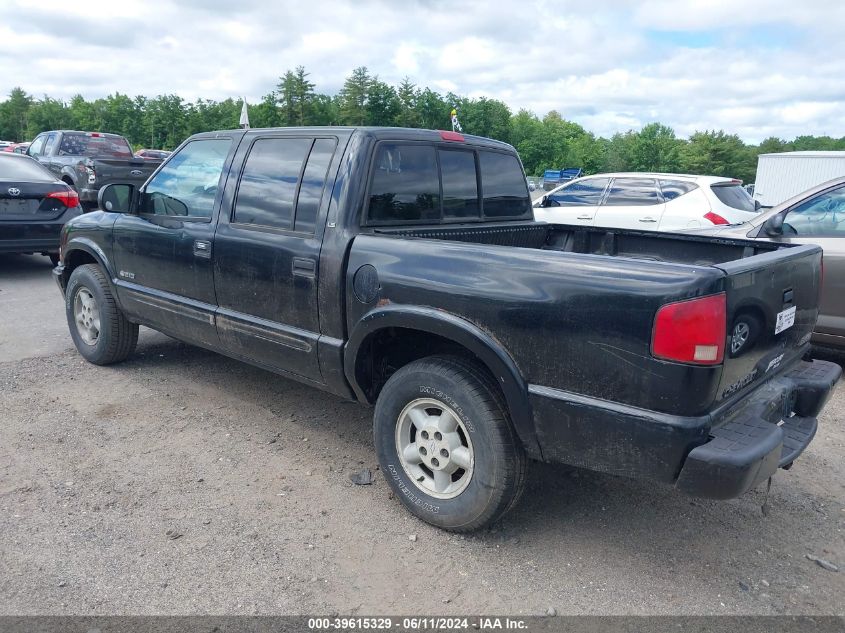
[26,96,72,137]
[630,122,681,172]
[395,77,419,127]
[0,87,33,141]
[415,88,448,130]
[366,79,401,126]
[681,130,755,182]
[459,97,511,142]
[277,66,316,126]
[338,66,371,125]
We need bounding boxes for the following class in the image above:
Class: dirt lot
[1,254,843,615]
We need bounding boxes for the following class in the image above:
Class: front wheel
[373,356,526,531]
[65,264,138,365]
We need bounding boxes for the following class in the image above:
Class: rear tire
[66,264,138,365]
[373,355,526,532]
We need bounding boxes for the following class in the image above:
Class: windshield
[58,133,134,159]
[710,183,757,212]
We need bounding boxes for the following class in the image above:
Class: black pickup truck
[53,126,840,531]
[27,130,161,209]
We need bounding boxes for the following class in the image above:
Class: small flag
[239,97,250,129]
[450,107,462,133]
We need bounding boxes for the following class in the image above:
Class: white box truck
[753,151,845,207]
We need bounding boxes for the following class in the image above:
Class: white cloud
[0,0,843,142]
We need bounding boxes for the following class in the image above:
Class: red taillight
[704,211,729,225]
[47,190,80,208]
[652,293,726,365]
[439,131,465,142]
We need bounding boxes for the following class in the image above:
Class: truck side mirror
[762,212,784,236]
[98,183,135,213]
[754,199,762,211]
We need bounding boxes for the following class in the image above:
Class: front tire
[66,264,138,365]
[373,356,526,531]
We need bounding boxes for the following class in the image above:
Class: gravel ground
[0,254,843,615]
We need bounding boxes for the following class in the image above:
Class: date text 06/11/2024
[307,617,530,630]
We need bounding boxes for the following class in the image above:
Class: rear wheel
[65,264,138,365]
[373,355,526,531]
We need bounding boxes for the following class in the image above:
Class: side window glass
[294,138,337,233]
[603,178,660,206]
[440,149,479,220]
[547,178,609,206]
[367,144,440,224]
[479,151,531,218]
[28,135,46,157]
[234,138,312,229]
[139,138,232,219]
[658,179,698,201]
[784,186,845,237]
[43,134,58,155]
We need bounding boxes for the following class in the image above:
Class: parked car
[534,173,761,231]
[689,176,845,350]
[3,142,31,154]
[542,167,582,191]
[54,126,839,531]
[27,130,162,209]
[0,152,82,264]
[135,148,171,160]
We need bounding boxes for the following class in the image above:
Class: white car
[533,173,761,231]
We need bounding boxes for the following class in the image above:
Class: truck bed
[356,221,822,418]
[375,221,780,266]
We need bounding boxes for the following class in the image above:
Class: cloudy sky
[2,0,843,142]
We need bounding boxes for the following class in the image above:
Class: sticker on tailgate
[775,306,796,334]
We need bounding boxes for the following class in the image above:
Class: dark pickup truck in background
[54,126,840,531]
[27,130,161,209]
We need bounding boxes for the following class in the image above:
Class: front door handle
[638,217,658,223]
[193,239,212,259]
[576,215,593,220]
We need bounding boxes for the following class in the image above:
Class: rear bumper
[0,238,59,254]
[530,359,841,499]
[677,360,840,498]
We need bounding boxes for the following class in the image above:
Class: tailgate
[92,158,160,185]
[714,243,823,405]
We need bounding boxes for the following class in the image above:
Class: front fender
[345,305,541,459]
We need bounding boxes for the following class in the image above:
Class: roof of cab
[188,126,515,151]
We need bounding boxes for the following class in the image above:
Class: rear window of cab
[365,142,531,225]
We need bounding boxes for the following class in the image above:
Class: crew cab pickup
[53,127,841,531]
[27,130,161,208]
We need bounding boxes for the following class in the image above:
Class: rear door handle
[576,215,593,220]
[292,257,317,279]
[193,239,212,259]
[638,217,658,223]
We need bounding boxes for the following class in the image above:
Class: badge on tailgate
[775,306,796,334]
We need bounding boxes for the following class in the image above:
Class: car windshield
[710,183,757,212]
[58,133,134,159]
[0,155,56,181]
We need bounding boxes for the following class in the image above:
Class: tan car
[691,176,845,349]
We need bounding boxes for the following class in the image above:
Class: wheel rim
[73,287,101,346]
[731,322,750,354]
[395,398,474,500]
